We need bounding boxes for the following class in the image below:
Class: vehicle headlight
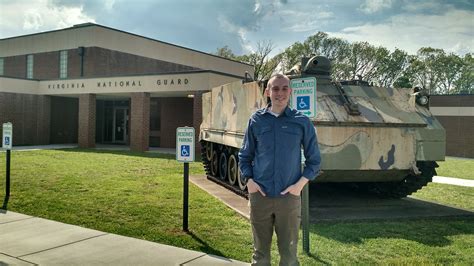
[416,95,429,106]
[413,87,429,107]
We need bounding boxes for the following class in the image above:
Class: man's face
[266,77,291,109]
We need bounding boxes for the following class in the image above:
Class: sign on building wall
[2,122,13,150]
[290,77,317,118]
[176,127,195,162]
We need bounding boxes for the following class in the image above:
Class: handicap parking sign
[181,145,190,157]
[297,96,310,110]
[290,77,317,118]
[2,122,13,150]
[176,127,195,162]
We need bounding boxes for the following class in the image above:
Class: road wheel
[210,150,219,177]
[205,142,213,161]
[219,152,228,180]
[228,154,238,185]
[237,170,247,191]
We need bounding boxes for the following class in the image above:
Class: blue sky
[1,0,473,56]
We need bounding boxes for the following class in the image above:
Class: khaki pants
[249,192,301,266]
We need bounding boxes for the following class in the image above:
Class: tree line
[215,32,473,95]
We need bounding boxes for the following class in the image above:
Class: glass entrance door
[113,107,128,143]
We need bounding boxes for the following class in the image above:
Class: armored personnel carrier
[199,56,445,198]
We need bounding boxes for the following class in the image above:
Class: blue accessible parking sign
[297,96,310,110]
[181,145,190,157]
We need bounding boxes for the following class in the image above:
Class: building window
[26,54,34,79]
[0,58,4,76]
[59,50,68,79]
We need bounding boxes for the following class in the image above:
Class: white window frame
[59,50,68,79]
[0,58,4,76]
[26,54,34,79]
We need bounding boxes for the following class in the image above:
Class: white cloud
[104,0,115,11]
[359,0,394,14]
[23,10,43,30]
[401,1,443,13]
[280,10,333,32]
[0,0,95,38]
[217,14,254,53]
[328,9,474,55]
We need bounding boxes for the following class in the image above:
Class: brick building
[0,23,253,151]
[430,95,474,158]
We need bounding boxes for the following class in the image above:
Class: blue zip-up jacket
[238,105,321,197]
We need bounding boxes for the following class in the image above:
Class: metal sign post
[301,183,310,254]
[2,122,13,209]
[293,78,318,254]
[176,127,195,232]
[300,149,310,254]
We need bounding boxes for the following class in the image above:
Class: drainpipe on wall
[77,46,85,77]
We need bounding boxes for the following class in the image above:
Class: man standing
[239,73,321,266]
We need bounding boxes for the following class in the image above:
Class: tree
[393,75,413,89]
[278,32,350,79]
[245,40,277,81]
[406,47,445,94]
[279,42,310,73]
[214,41,277,81]
[437,53,464,94]
[338,41,380,81]
[215,35,471,95]
[453,53,474,94]
[375,48,409,87]
[215,45,237,59]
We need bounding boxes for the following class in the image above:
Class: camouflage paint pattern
[200,80,266,149]
[200,72,445,182]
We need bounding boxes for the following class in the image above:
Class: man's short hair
[267,74,290,89]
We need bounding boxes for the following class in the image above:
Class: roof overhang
[0,71,242,98]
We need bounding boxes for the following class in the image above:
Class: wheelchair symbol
[4,136,10,146]
[297,96,310,110]
[181,145,190,157]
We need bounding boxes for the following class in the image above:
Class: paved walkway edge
[433,176,474,187]
[0,211,249,265]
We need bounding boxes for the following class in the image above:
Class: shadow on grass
[307,182,473,248]
[186,230,226,258]
[311,216,474,247]
[57,148,175,159]
[56,148,204,162]
[305,251,330,265]
[1,194,8,210]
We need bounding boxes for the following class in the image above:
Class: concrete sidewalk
[433,176,474,187]
[0,211,248,266]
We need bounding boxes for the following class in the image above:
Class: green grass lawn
[412,182,474,211]
[0,149,473,264]
[436,157,474,180]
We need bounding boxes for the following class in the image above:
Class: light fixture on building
[187,94,195,98]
